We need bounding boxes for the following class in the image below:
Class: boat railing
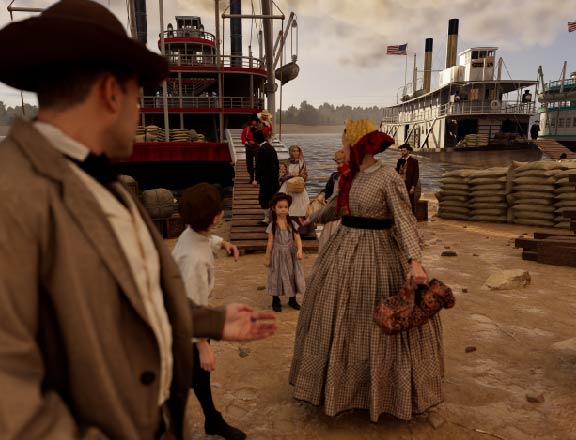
[141,96,265,109]
[160,29,216,42]
[167,54,265,70]
[544,77,576,91]
[382,100,535,123]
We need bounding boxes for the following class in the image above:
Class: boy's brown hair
[180,183,224,232]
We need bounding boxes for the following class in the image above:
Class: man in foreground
[0,1,275,438]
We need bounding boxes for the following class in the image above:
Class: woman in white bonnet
[278,144,310,219]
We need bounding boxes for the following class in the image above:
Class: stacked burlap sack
[553,165,576,229]
[457,133,489,148]
[436,170,475,220]
[169,129,191,142]
[467,167,509,222]
[507,160,576,228]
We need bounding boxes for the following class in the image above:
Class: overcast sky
[1,0,574,110]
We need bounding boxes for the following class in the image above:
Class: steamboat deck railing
[544,77,576,92]
[160,29,216,42]
[382,100,536,124]
[167,54,265,70]
[141,96,265,109]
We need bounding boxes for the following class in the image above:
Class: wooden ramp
[230,160,318,253]
[534,139,576,160]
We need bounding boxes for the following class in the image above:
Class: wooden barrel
[118,175,139,200]
[141,189,176,219]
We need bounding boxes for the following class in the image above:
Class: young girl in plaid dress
[265,193,306,313]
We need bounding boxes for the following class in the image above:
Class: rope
[279,19,284,140]
[7,0,26,117]
[249,0,255,46]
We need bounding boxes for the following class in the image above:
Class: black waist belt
[341,215,393,230]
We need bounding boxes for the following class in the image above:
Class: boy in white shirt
[172,183,245,440]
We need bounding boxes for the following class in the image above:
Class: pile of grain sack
[133,126,206,143]
[437,160,576,229]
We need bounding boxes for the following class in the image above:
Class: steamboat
[537,63,576,150]
[381,19,542,164]
[115,0,297,190]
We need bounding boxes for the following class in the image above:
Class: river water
[279,133,543,195]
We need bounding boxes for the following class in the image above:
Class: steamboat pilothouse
[381,19,539,157]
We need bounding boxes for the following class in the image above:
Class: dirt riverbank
[167,206,576,440]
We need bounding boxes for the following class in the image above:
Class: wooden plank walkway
[230,160,318,253]
[534,138,576,160]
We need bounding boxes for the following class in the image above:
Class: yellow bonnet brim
[345,119,378,146]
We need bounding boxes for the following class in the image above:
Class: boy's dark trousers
[192,342,218,420]
[245,145,258,182]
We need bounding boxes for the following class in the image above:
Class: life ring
[490,100,500,110]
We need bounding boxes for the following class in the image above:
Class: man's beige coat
[0,119,225,439]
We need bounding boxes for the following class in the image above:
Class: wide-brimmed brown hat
[0,0,168,92]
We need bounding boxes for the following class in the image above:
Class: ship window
[479,51,486,58]
[558,118,565,128]
[472,51,478,59]
[573,117,576,126]
[567,118,572,128]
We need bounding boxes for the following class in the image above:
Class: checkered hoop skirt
[289,163,444,422]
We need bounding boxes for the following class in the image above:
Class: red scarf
[337,131,395,215]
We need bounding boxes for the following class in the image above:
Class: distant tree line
[276,101,385,126]
[0,101,38,125]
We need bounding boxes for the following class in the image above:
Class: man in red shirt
[241,114,261,183]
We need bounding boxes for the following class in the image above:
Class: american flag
[386,43,407,55]
[569,21,576,32]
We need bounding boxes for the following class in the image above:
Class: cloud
[0,0,573,109]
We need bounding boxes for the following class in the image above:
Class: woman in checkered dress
[289,120,444,422]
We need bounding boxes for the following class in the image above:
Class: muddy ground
[169,203,576,440]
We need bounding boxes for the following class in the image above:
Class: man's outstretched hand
[222,303,277,341]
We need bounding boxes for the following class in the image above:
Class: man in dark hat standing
[396,143,420,213]
[241,113,262,184]
[0,1,275,439]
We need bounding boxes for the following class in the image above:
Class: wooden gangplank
[230,160,318,253]
[534,139,576,160]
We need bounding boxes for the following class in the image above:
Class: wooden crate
[415,200,428,221]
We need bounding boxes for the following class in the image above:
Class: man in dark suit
[396,143,420,213]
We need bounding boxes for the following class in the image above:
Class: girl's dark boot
[272,296,282,312]
[288,297,301,311]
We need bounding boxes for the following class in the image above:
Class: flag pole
[404,53,408,97]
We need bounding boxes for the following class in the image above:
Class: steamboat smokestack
[133,0,147,44]
[445,19,459,68]
[424,38,433,94]
[230,0,242,67]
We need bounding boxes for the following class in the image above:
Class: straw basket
[286,177,305,193]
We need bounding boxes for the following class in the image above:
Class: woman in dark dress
[255,131,279,223]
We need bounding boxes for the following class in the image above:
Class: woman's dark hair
[180,183,224,232]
